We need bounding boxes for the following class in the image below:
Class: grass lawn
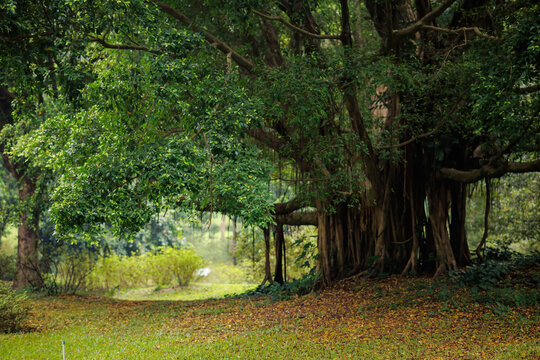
[1,274,538,359]
[113,283,257,301]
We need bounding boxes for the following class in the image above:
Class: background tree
[0,0,91,288]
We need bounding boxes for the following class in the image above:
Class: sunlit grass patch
[113,283,257,301]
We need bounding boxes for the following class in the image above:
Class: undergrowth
[0,282,30,333]
[232,269,319,300]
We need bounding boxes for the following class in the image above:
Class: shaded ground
[1,272,538,359]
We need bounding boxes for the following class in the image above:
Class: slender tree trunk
[475,179,491,261]
[261,226,272,285]
[220,214,226,246]
[231,217,237,265]
[282,226,287,282]
[274,222,284,284]
[450,183,472,266]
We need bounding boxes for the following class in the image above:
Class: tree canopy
[1,0,538,287]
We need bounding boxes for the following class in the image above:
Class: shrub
[449,251,540,291]
[0,282,30,333]
[161,247,205,286]
[0,253,15,281]
[87,254,150,290]
[450,260,514,290]
[237,269,319,300]
[87,247,205,290]
[41,246,98,294]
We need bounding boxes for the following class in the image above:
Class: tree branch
[89,36,163,55]
[0,31,54,41]
[274,197,313,215]
[253,10,340,40]
[377,118,446,150]
[248,128,286,152]
[514,84,540,94]
[492,107,539,162]
[378,97,462,150]
[393,0,458,38]
[277,211,318,226]
[157,2,255,73]
[440,159,540,183]
[420,24,498,40]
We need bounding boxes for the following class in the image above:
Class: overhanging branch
[89,36,163,55]
[253,10,340,40]
[514,84,540,94]
[377,118,446,150]
[420,24,498,40]
[392,0,458,38]
[274,197,312,215]
[157,2,255,73]
[277,211,318,226]
[440,159,540,183]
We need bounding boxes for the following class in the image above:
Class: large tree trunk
[13,180,42,289]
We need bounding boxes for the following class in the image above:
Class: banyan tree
[1,0,538,286]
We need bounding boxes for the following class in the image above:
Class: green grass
[113,283,256,301]
[1,273,539,359]
[4,327,537,360]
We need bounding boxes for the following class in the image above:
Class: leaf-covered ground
[1,273,538,359]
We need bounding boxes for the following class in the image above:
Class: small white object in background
[62,340,65,360]
[195,268,211,277]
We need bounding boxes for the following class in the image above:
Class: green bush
[47,250,98,294]
[87,254,150,290]
[237,269,319,300]
[161,247,205,286]
[449,251,540,291]
[0,282,30,333]
[39,243,99,294]
[87,247,205,290]
[0,253,15,281]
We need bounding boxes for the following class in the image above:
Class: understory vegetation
[0,282,29,334]
[87,247,205,291]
